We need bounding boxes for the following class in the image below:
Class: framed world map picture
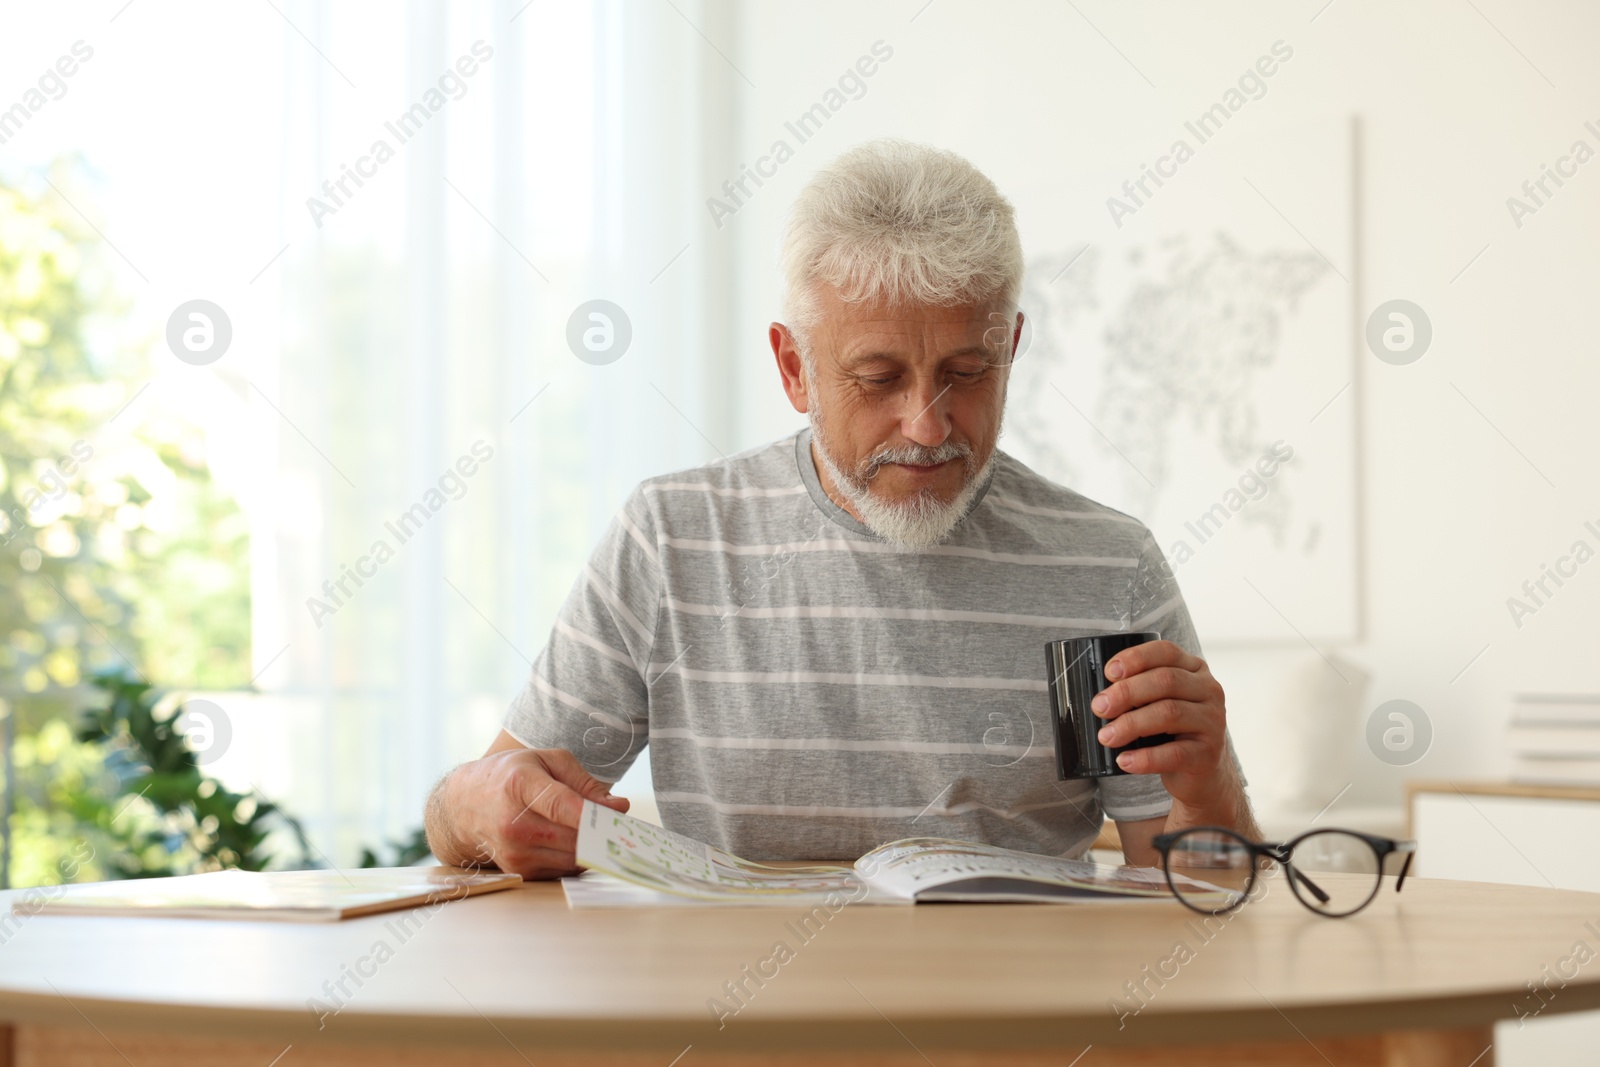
[1004,116,1360,645]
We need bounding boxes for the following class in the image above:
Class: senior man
[426,139,1258,878]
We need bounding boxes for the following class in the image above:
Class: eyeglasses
[1150,826,1417,918]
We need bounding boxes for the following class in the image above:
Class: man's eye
[863,376,896,387]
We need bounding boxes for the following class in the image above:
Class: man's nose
[900,377,952,447]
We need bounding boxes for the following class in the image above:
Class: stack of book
[1509,694,1600,786]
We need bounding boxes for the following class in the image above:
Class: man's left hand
[1090,640,1233,810]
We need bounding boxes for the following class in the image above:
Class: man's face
[773,285,1019,547]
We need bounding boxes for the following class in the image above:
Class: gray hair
[779,139,1023,353]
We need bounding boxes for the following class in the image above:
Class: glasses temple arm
[1282,861,1333,905]
[1262,847,1332,906]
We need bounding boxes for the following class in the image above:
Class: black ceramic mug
[1046,631,1176,779]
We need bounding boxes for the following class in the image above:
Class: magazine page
[855,837,1228,906]
[562,871,863,909]
[575,800,870,903]
[563,871,717,908]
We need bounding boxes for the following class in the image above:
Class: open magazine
[567,800,1229,908]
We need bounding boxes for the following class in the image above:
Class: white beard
[808,406,995,550]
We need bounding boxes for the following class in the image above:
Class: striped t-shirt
[505,427,1226,861]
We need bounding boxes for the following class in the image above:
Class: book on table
[1510,694,1600,726]
[566,799,1228,908]
[1508,724,1600,754]
[1507,693,1600,786]
[1510,754,1600,787]
[18,866,522,922]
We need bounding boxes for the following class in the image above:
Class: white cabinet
[1409,781,1600,1065]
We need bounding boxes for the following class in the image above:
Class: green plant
[73,670,436,877]
[74,670,311,876]
[359,827,432,869]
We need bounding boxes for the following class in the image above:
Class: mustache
[861,440,975,480]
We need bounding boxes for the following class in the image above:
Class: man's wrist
[427,763,485,868]
[1165,767,1260,840]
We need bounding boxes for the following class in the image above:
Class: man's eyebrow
[940,345,994,361]
[839,351,895,369]
[840,346,993,369]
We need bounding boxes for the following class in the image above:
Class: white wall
[705,0,1600,819]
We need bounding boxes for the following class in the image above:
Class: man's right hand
[429,732,630,880]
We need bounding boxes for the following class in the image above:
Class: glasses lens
[1283,830,1381,916]
[1163,829,1254,914]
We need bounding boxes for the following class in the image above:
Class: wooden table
[2,869,1599,1066]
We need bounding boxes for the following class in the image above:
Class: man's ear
[771,323,810,414]
[1010,311,1024,366]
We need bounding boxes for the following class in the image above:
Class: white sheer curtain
[249,0,740,861]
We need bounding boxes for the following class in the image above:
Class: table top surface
[4,870,1600,1053]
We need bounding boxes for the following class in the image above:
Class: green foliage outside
[1,169,260,885]
[1,169,425,887]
